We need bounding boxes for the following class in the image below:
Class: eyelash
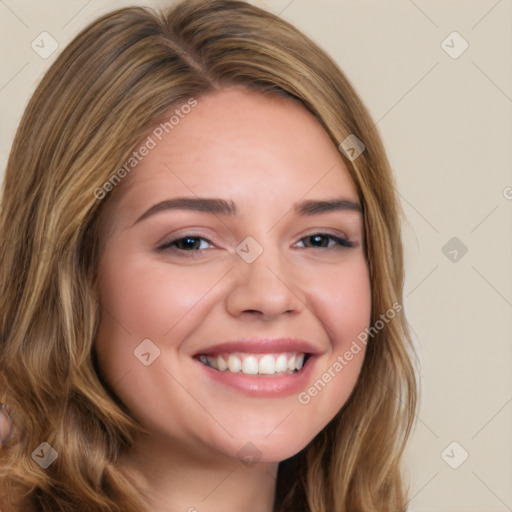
[156,233,354,255]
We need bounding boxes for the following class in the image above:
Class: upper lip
[193,337,323,357]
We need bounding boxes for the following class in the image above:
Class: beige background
[1,1,511,510]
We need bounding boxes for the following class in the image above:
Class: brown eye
[298,234,353,249]
[158,236,213,252]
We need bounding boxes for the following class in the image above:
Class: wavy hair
[0,1,418,510]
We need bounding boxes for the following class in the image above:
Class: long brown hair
[0,1,418,510]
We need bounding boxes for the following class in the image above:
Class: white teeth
[275,354,288,373]
[242,355,258,375]
[199,352,307,375]
[258,354,276,375]
[216,355,227,371]
[227,354,242,373]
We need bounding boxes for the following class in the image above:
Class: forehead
[100,87,359,227]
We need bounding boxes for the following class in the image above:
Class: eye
[157,235,213,253]
[296,233,354,249]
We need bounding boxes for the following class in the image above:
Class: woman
[0,1,418,510]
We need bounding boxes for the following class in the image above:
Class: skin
[94,87,371,512]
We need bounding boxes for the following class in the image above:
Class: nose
[225,245,302,320]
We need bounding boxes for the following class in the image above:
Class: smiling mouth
[195,352,310,375]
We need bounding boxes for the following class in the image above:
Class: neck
[123,433,279,512]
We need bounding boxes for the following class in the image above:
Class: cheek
[310,257,372,346]
[94,248,230,396]
[96,252,220,339]
[295,257,371,417]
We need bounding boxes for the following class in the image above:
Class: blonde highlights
[0,1,417,510]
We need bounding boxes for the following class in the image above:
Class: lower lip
[194,356,317,398]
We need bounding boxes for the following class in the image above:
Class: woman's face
[95,88,371,464]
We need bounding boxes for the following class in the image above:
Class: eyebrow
[133,196,362,225]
